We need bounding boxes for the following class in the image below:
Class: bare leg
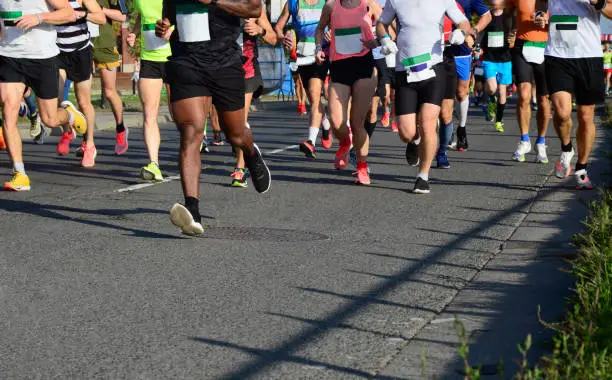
[139,78,164,163]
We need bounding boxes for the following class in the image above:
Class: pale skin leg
[350,75,376,161]
[551,91,573,147]
[517,82,532,135]
[606,71,611,91]
[440,98,454,126]
[99,67,124,125]
[139,77,164,163]
[328,82,351,142]
[74,78,95,147]
[417,104,441,175]
[551,91,596,166]
[306,77,325,130]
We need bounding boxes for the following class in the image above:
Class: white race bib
[487,31,504,48]
[88,21,99,38]
[550,15,579,48]
[474,67,484,76]
[334,27,362,56]
[0,11,25,44]
[296,55,316,66]
[143,24,168,51]
[176,4,210,43]
[297,37,315,57]
[522,41,546,64]
[403,53,435,83]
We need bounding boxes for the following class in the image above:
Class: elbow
[247,1,262,18]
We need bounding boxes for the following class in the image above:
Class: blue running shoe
[436,153,450,169]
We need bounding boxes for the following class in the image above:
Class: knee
[103,88,116,99]
[578,112,594,127]
[554,107,572,122]
[398,124,415,143]
[40,112,58,127]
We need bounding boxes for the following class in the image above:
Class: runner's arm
[80,0,106,25]
[375,0,395,37]
[275,2,291,38]
[35,0,75,25]
[314,1,332,48]
[446,0,474,46]
[256,8,278,45]
[210,0,262,19]
[102,8,126,23]
[367,0,383,22]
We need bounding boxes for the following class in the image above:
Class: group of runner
[0,0,609,235]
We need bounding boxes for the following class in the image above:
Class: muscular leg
[100,68,124,125]
[139,78,164,163]
[517,82,532,136]
[576,105,596,166]
[350,75,376,161]
[418,103,442,175]
[74,78,95,147]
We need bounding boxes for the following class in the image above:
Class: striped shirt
[56,0,90,52]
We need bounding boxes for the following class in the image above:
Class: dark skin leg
[218,108,255,156]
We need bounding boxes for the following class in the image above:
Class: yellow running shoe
[61,100,87,135]
[495,121,504,133]
[140,162,164,182]
[3,171,30,191]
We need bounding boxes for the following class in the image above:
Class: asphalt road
[0,101,604,379]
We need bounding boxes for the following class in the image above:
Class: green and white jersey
[134,0,171,62]
[0,0,59,59]
[545,0,603,59]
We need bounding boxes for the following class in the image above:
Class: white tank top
[0,0,60,59]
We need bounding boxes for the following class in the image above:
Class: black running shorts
[545,56,605,105]
[57,46,93,83]
[330,52,375,87]
[0,55,59,99]
[511,39,549,97]
[166,60,245,111]
[395,63,446,116]
[443,54,457,100]
[298,61,329,91]
[140,60,167,82]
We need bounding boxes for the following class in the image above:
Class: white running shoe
[555,150,575,179]
[574,169,593,190]
[535,143,548,163]
[512,141,532,162]
[170,203,204,236]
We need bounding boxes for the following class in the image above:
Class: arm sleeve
[446,0,468,25]
[471,0,490,17]
[378,0,396,26]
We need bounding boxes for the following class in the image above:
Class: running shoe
[298,104,307,115]
[76,141,86,157]
[81,143,97,168]
[381,112,390,127]
[535,143,549,164]
[170,203,204,236]
[412,177,430,194]
[3,171,30,192]
[334,138,352,170]
[391,121,398,133]
[495,121,504,133]
[18,102,27,118]
[212,132,225,146]
[353,163,371,185]
[321,119,332,149]
[512,141,532,162]
[0,128,5,150]
[555,149,575,179]
[486,99,496,122]
[29,113,41,138]
[244,144,271,193]
[405,139,420,167]
[34,125,48,145]
[574,169,593,190]
[231,168,248,188]
[456,129,468,151]
[61,100,87,135]
[349,148,357,168]
[436,153,450,169]
[115,126,129,155]
[299,140,316,158]
[57,129,75,156]
[531,102,538,111]
[140,162,164,182]
[200,137,210,153]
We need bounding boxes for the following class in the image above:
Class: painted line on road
[115,175,181,193]
[265,144,299,155]
[430,318,456,325]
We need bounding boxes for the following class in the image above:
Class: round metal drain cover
[201,227,329,242]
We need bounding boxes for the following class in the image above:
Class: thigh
[100,67,118,90]
[68,48,93,83]
[139,78,164,110]
[482,61,497,81]
[24,58,59,100]
[574,58,605,106]
[418,64,446,109]
[329,82,351,121]
[74,78,93,103]
[172,96,209,131]
[166,61,212,103]
[0,82,27,109]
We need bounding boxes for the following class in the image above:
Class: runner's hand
[534,12,548,28]
[362,38,379,50]
[155,18,171,38]
[380,36,398,56]
[315,47,326,65]
[244,19,262,36]
[15,14,41,30]
[127,33,136,47]
[449,29,465,45]
[507,30,516,47]
[282,31,294,50]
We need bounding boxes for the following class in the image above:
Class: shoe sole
[3,185,31,191]
[170,203,204,236]
[140,167,164,182]
[413,188,430,194]
[512,155,526,162]
[299,143,316,158]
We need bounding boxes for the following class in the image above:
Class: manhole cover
[200,227,329,242]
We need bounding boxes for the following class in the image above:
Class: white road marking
[430,318,456,325]
[115,175,181,193]
[265,144,299,155]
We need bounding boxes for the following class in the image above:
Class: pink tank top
[329,0,375,62]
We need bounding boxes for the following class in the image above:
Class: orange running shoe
[353,162,371,185]
[115,126,129,155]
[0,128,6,150]
[334,137,352,170]
[381,112,390,127]
[81,143,97,168]
[299,140,316,158]
[391,121,398,133]
[57,129,75,156]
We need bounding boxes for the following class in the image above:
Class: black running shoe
[405,139,420,166]
[456,128,468,151]
[412,177,430,194]
[245,144,271,193]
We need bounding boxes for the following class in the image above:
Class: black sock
[116,122,125,133]
[496,102,505,123]
[365,121,376,138]
[185,196,201,223]
[561,142,573,152]
[457,126,466,138]
[575,162,587,172]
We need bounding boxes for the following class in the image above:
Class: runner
[127,0,173,182]
[481,0,512,133]
[56,0,105,167]
[505,0,550,163]
[0,0,87,191]
[157,0,272,235]
[603,40,612,95]
[314,0,381,184]
[472,54,485,107]
[91,0,128,155]
[275,0,332,158]
[284,28,308,115]
[231,9,277,188]
[546,0,610,190]
[377,0,474,193]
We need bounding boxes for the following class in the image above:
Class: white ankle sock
[13,162,25,175]
[417,172,428,181]
[308,127,319,145]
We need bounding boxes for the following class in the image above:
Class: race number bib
[143,24,169,51]
[403,53,436,83]
[550,15,579,48]
[0,11,25,44]
[88,21,99,38]
[176,3,210,43]
[474,67,484,76]
[487,31,504,48]
[334,27,362,55]
[297,37,315,57]
[522,41,546,64]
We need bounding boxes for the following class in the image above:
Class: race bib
[297,37,316,57]
[176,3,210,43]
[487,31,504,48]
[143,23,169,51]
[0,11,25,44]
[403,53,435,83]
[474,67,484,76]
[550,15,579,47]
[522,41,546,64]
[88,21,99,38]
[334,27,362,55]
[296,55,316,66]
